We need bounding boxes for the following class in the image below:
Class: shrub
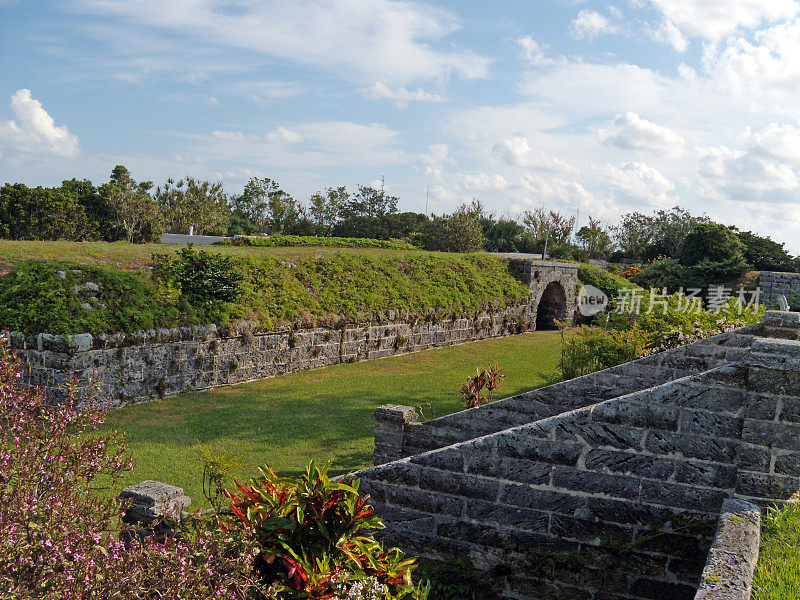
[0,344,258,599]
[577,263,635,303]
[222,461,429,599]
[459,362,505,409]
[548,242,587,262]
[420,210,486,253]
[0,260,182,335]
[154,246,244,306]
[557,323,650,380]
[630,258,688,292]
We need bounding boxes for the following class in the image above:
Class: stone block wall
[9,304,537,406]
[359,321,800,600]
[760,270,800,305]
[693,498,761,600]
[373,325,761,464]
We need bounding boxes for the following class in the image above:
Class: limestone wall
[358,322,800,600]
[374,325,761,464]
[760,270,800,305]
[8,304,534,406]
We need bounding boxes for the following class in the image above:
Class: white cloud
[363,82,446,108]
[266,127,303,144]
[492,136,572,172]
[703,19,800,97]
[571,9,621,40]
[517,36,555,66]
[699,123,800,200]
[598,161,675,204]
[73,0,490,85]
[0,89,79,158]
[521,174,595,208]
[598,112,685,156]
[646,20,690,52]
[204,120,407,169]
[647,0,799,40]
[232,81,305,103]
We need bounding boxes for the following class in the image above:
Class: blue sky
[2,1,800,250]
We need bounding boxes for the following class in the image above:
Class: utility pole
[425,186,429,216]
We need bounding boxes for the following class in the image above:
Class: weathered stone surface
[351,315,800,600]
[118,480,190,525]
[693,499,761,600]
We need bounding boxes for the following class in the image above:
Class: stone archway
[536,281,567,330]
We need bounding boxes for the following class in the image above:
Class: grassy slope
[752,502,800,600]
[102,331,563,506]
[0,240,433,273]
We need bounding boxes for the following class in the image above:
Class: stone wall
[8,304,531,406]
[760,270,800,305]
[693,498,761,600]
[7,258,578,407]
[373,324,761,464]
[358,316,800,600]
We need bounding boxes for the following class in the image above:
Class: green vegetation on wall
[0,250,529,335]
[224,234,415,250]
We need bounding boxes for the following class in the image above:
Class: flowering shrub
[223,461,430,600]
[621,264,643,279]
[0,343,258,599]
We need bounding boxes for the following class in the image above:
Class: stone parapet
[693,499,761,600]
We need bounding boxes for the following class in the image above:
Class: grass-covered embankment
[752,501,800,600]
[102,330,564,505]
[223,234,416,250]
[0,249,529,335]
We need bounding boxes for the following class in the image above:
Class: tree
[0,183,92,241]
[339,185,398,220]
[231,177,293,233]
[309,186,348,235]
[682,223,745,266]
[733,229,797,272]
[614,207,709,261]
[680,222,750,288]
[522,207,575,247]
[420,205,486,253]
[613,211,654,260]
[575,217,614,259]
[97,165,161,243]
[157,177,229,235]
[61,178,103,239]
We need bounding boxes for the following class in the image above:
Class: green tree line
[1,167,797,274]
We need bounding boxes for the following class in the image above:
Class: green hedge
[0,252,529,335]
[223,235,416,250]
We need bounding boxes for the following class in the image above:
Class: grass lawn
[0,239,437,273]
[752,501,800,600]
[102,331,564,506]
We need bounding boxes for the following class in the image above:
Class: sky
[2,1,800,251]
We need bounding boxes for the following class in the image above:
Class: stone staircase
[374,324,761,464]
[357,312,800,600]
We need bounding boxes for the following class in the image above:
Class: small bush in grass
[222,461,430,599]
[460,362,505,409]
